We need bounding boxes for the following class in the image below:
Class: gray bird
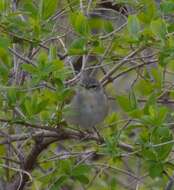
[64,75,108,129]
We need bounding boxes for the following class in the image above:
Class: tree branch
[100,47,144,85]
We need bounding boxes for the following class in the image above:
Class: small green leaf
[143,93,157,114]
[51,60,64,70]
[0,0,7,12]
[70,12,89,36]
[159,47,174,67]
[72,164,91,176]
[148,161,163,178]
[22,2,38,18]
[103,20,114,33]
[151,19,167,39]
[88,17,104,33]
[156,107,168,125]
[23,98,33,116]
[110,177,117,190]
[151,68,162,89]
[138,0,156,24]
[40,0,59,20]
[116,95,131,112]
[129,89,137,110]
[105,112,118,126]
[7,88,17,107]
[160,1,174,14]
[127,15,140,39]
[36,99,49,114]
[49,175,68,190]
[165,162,174,170]
[129,108,143,119]
[117,91,137,113]
[22,64,37,73]
[68,38,87,55]
[103,136,119,158]
[152,127,173,161]
[48,45,57,61]
[59,160,72,175]
[142,148,157,161]
[136,79,153,95]
[0,37,10,65]
[0,37,10,50]
[74,175,89,184]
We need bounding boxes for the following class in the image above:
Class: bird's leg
[92,126,103,144]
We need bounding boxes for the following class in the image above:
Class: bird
[64,74,108,129]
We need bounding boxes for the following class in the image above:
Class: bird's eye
[89,84,99,89]
[91,85,97,88]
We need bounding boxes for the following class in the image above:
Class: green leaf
[71,164,91,176]
[151,19,167,39]
[68,38,87,55]
[136,79,154,95]
[22,64,37,73]
[74,175,89,184]
[127,15,140,39]
[140,115,155,126]
[103,20,114,33]
[0,60,9,81]
[129,89,137,110]
[151,68,162,89]
[7,88,17,107]
[143,93,157,114]
[156,107,168,125]
[110,177,117,190]
[159,47,174,67]
[90,39,105,55]
[165,162,174,170]
[36,99,49,114]
[103,136,120,158]
[37,52,48,65]
[88,17,104,32]
[160,1,174,14]
[0,37,10,50]
[105,112,119,126]
[49,175,68,190]
[22,2,38,18]
[0,37,10,65]
[117,91,137,113]
[152,127,173,161]
[59,160,72,175]
[116,95,131,112]
[148,161,163,178]
[129,108,144,119]
[40,0,59,20]
[0,145,5,156]
[138,0,156,24]
[23,98,33,116]
[70,12,89,36]
[142,148,157,161]
[0,0,7,12]
[141,105,168,126]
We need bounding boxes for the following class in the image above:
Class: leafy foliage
[0,0,174,190]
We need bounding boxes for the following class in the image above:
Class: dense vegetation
[1,0,174,189]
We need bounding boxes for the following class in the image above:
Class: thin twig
[101,47,144,85]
